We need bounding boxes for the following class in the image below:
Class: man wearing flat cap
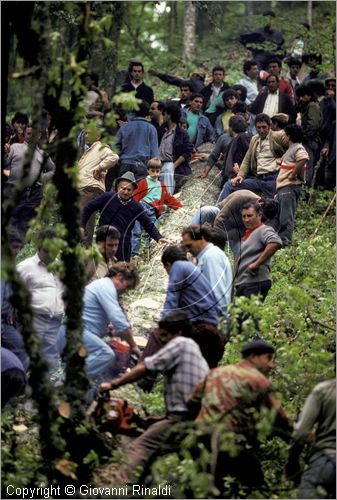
[188,338,291,493]
[81,171,168,261]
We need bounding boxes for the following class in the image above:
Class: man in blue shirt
[181,94,214,148]
[115,100,159,180]
[181,225,233,318]
[57,262,140,383]
[140,245,227,372]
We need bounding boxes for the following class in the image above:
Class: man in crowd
[236,60,260,105]
[295,84,322,186]
[286,378,336,499]
[86,225,120,283]
[189,338,290,494]
[4,126,55,239]
[201,66,229,109]
[235,202,282,301]
[115,100,159,180]
[181,225,232,319]
[81,172,168,261]
[267,57,295,103]
[285,58,302,93]
[148,100,165,143]
[274,124,309,246]
[121,61,154,105]
[302,53,327,83]
[250,75,296,123]
[140,245,226,370]
[17,230,65,371]
[218,113,288,202]
[159,102,194,194]
[100,312,209,485]
[78,124,119,247]
[214,89,239,139]
[181,94,214,148]
[178,82,193,108]
[58,263,140,383]
[9,112,29,144]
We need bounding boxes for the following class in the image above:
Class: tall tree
[183,1,196,63]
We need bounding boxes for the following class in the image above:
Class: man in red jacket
[131,157,183,257]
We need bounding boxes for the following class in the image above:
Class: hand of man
[100,380,119,392]
[233,163,240,175]
[92,168,104,181]
[247,261,260,275]
[196,165,211,178]
[158,238,170,245]
[321,147,329,157]
[231,175,244,186]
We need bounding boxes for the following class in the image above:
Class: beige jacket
[78,141,119,191]
[239,130,288,179]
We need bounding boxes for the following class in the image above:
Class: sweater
[235,224,282,286]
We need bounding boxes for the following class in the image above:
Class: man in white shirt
[17,230,65,370]
[236,60,259,105]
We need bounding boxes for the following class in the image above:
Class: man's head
[255,114,271,139]
[8,229,24,256]
[303,53,322,69]
[190,68,206,81]
[158,312,192,344]
[147,157,162,180]
[179,83,193,104]
[108,262,140,294]
[130,62,144,83]
[179,117,189,130]
[287,58,302,79]
[266,74,279,94]
[222,89,238,110]
[135,100,150,118]
[149,100,164,121]
[228,115,247,137]
[115,172,138,201]
[84,72,99,89]
[307,80,325,100]
[11,112,29,134]
[37,229,57,265]
[163,102,181,124]
[270,113,289,131]
[181,225,212,257]
[212,66,225,85]
[268,57,282,76]
[284,124,304,144]
[296,84,314,105]
[189,93,204,114]
[325,77,336,97]
[95,225,120,260]
[243,60,259,80]
[161,245,187,274]
[241,338,275,375]
[241,202,263,229]
[233,84,247,103]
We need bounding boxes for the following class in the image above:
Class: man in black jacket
[250,74,296,123]
[121,62,154,105]
[149,67,205,93]
[159,103,194,194]
[201,66,230,110]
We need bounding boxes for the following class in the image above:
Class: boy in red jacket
[131,157,183,257]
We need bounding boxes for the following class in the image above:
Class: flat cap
[241,338,275,356]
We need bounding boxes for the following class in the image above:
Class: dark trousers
[298,453,336,499]
[236,280,271,302]
[275,184,301,246]
[304,141,320,187]
[119,163,147,181]
[141,323,227,369]
[6,185,43,240]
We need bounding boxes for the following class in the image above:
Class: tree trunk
[307,0,313,27]
[183,1,196,63]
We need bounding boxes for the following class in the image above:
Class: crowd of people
[2,47,336,498]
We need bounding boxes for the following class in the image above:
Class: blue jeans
[217,173,278,203]
[298,453,336,499]
[57,325,116,382]
[275,184,301,246]
[131,202,158,256]
[191,206,220,225]
[1,323,30,371]
[160,162,175,195]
